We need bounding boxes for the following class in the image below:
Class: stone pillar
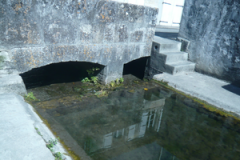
[98,62,124,84]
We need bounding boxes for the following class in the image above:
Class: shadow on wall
[123,57,150,79]
[20,62,104,89]
[222,81,240,96]
[154,32,178,40]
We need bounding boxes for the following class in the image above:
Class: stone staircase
[148,36,195,75]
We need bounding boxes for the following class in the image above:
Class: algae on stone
[0,56,4,69]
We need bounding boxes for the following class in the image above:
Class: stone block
[104,24,115,43]
[114,24,129,43]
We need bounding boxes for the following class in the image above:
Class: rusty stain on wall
[14,3,22,11]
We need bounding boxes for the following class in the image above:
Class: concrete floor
[153,72,240,115]
[0,94,70,160]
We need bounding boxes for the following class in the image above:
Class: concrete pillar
[98,63,124,84]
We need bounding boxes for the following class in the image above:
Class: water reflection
[67,87,173,159]
[33,84,240,160]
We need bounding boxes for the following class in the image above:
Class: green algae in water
[28,76,240,160]
[0,55,4,69]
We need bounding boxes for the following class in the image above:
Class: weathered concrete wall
[179,0,240,83]
[0,0,158,83]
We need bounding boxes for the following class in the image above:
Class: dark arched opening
[123,57,150,79]
[20,62,104,89]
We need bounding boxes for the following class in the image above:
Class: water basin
[27,75,240,160]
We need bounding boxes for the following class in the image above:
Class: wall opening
[20,62,104,89]
[123,57,149,79]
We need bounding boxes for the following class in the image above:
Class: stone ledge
[0,94,55,160]
[0,74,27,96]
[153,72,240,115]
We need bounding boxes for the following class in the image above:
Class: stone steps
[158,52,188,63]
[165,61,196,75]
[150,36,195,75]
[152,36,181,53]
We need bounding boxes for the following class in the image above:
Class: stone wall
[0,0,158,84]
[179,0,240,83]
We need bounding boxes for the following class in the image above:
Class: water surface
[29,76,240,160]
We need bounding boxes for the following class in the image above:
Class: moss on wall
[0,56,4,69]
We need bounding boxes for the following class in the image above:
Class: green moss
[25,92,39,101]
[46,90,60,96]
[94,90,108,98]
[58,86,66,92]
[0,56,4,69]
[128,89,135,93]
[152,79,240,121]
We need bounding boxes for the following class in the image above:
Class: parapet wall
[0,0,158,84]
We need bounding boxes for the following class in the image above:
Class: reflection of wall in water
[51,87,175,158]
[86,97,166,153]
[157,94,240,160]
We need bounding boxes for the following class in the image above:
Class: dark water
[29,77,240,160]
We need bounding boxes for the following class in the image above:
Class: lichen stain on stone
[84,46,90,57]
[100,13,105,19]
[14,3,22,11]
[30,51,37,67]
[8,28,18,34]
[107,48,112,53]
[24,6,31,15]
[27,30,33,44]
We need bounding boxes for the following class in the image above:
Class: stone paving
[0,94,70,160]
[154,72,240,115]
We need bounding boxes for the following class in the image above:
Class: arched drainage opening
[20,62,104,89]
[123,57,150,79]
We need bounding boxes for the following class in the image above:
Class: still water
[29,76,240,160]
